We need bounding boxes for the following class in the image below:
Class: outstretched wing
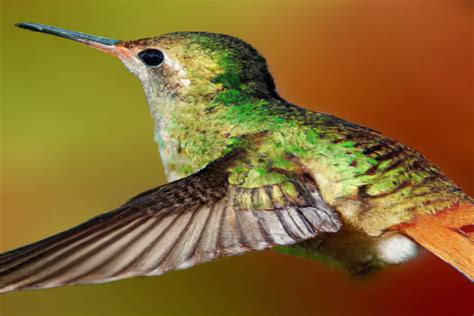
[0,150,341,294]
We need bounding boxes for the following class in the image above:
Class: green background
[1,0,473,315]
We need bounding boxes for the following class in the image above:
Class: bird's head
[16,23,280,120]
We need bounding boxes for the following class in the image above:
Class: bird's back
[249,100,470,236]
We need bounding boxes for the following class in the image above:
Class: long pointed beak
[16,22,121,55]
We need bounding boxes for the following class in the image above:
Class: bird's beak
[16,22,121,56]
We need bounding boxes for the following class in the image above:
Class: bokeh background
[1,0,473,315]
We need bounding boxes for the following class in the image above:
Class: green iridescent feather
[121,32,468,238]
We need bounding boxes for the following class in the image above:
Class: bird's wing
[0,150,341,294]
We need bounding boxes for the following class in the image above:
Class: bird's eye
[138,49,165,67]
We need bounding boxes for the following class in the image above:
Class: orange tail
[400,202,474,280]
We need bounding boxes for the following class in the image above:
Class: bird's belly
[275,227,418,274]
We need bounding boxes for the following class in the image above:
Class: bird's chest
[154,129,189,181]
[154,125,228,182]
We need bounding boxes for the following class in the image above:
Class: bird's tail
[399,202,474,280]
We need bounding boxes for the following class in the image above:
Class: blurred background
[1,0,473,315]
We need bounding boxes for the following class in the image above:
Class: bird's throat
[147,95,233,182]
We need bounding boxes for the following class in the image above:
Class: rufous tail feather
[400,202,474,280]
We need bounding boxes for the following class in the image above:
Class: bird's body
[128,32,470,271]
[130,33,468,232]
[0,24,472,294]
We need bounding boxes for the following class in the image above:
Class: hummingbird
[1,22,472,294]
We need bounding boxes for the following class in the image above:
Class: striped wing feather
[0,152,341,294]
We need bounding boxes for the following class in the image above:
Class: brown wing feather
[0,151,341,294]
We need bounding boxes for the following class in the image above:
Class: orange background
[1,1,473,315]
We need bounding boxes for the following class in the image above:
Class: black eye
[138,49,165,67]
